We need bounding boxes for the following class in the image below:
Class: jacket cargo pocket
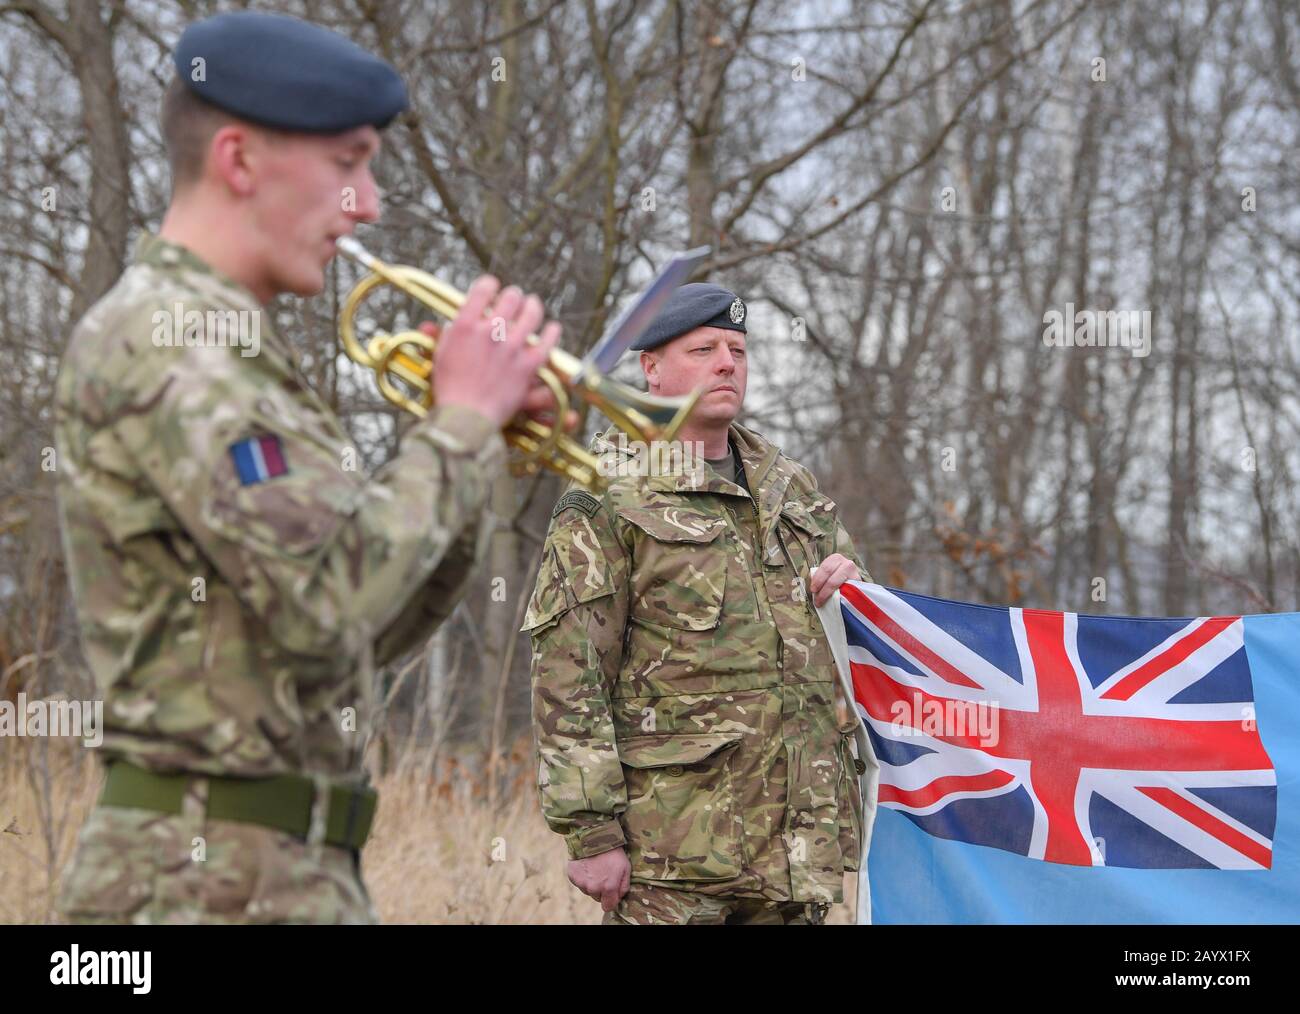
[835,723,865,872]
[617,732,744,882]
[617,507,727,632]
[522,536,614,637]
[522,545,570,636]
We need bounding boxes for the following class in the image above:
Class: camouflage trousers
[604,883,829,925]
[57,798,376,925]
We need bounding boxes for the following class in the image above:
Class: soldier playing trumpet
[54,11,562,924]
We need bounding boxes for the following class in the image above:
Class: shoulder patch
[552,490,601,519]
[230,434,290,485]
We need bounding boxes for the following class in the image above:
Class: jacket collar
[132,232,307,379]
[133,233,262,313]
[592,421,792,535]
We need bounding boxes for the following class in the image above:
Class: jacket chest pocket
[765,500,836,669]
[765,501,828,613]
[618,507,727,632]
[771,500,826,573]
[618,733,744,882]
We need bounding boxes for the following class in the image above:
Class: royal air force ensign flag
[814,581,1300,924]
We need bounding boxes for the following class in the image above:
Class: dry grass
[0,734,101,923]
[1,736,856,924]
[363,741,598,924]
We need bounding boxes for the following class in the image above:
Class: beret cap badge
[728,298,746,325]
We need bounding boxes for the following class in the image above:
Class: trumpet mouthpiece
[336,236,376,268]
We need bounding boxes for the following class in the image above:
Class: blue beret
[631,282,747,352]
[173,12,408,133]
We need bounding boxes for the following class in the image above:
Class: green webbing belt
[100,761,377,851]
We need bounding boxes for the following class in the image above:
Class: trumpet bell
[335,238,700,492]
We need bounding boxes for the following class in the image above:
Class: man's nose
[349,170,382,224]
[714,348,736,372]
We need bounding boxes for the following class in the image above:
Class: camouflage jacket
[54,234,504,783]
[524,423,870,904]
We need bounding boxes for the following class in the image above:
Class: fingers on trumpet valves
[530,408,581,433]
[509,292,545,344]
[520,384,564,419]
[460,275,501,322]
[489,285,524,332]
[536,319,562,355]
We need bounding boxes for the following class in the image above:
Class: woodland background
[1,0,1297,921]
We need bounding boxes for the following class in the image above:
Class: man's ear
[640,350,659,391]
[207,123,258,197]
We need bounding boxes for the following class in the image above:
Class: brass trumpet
[335,238,700,492]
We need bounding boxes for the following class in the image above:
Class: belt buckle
[321,780,374,851]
